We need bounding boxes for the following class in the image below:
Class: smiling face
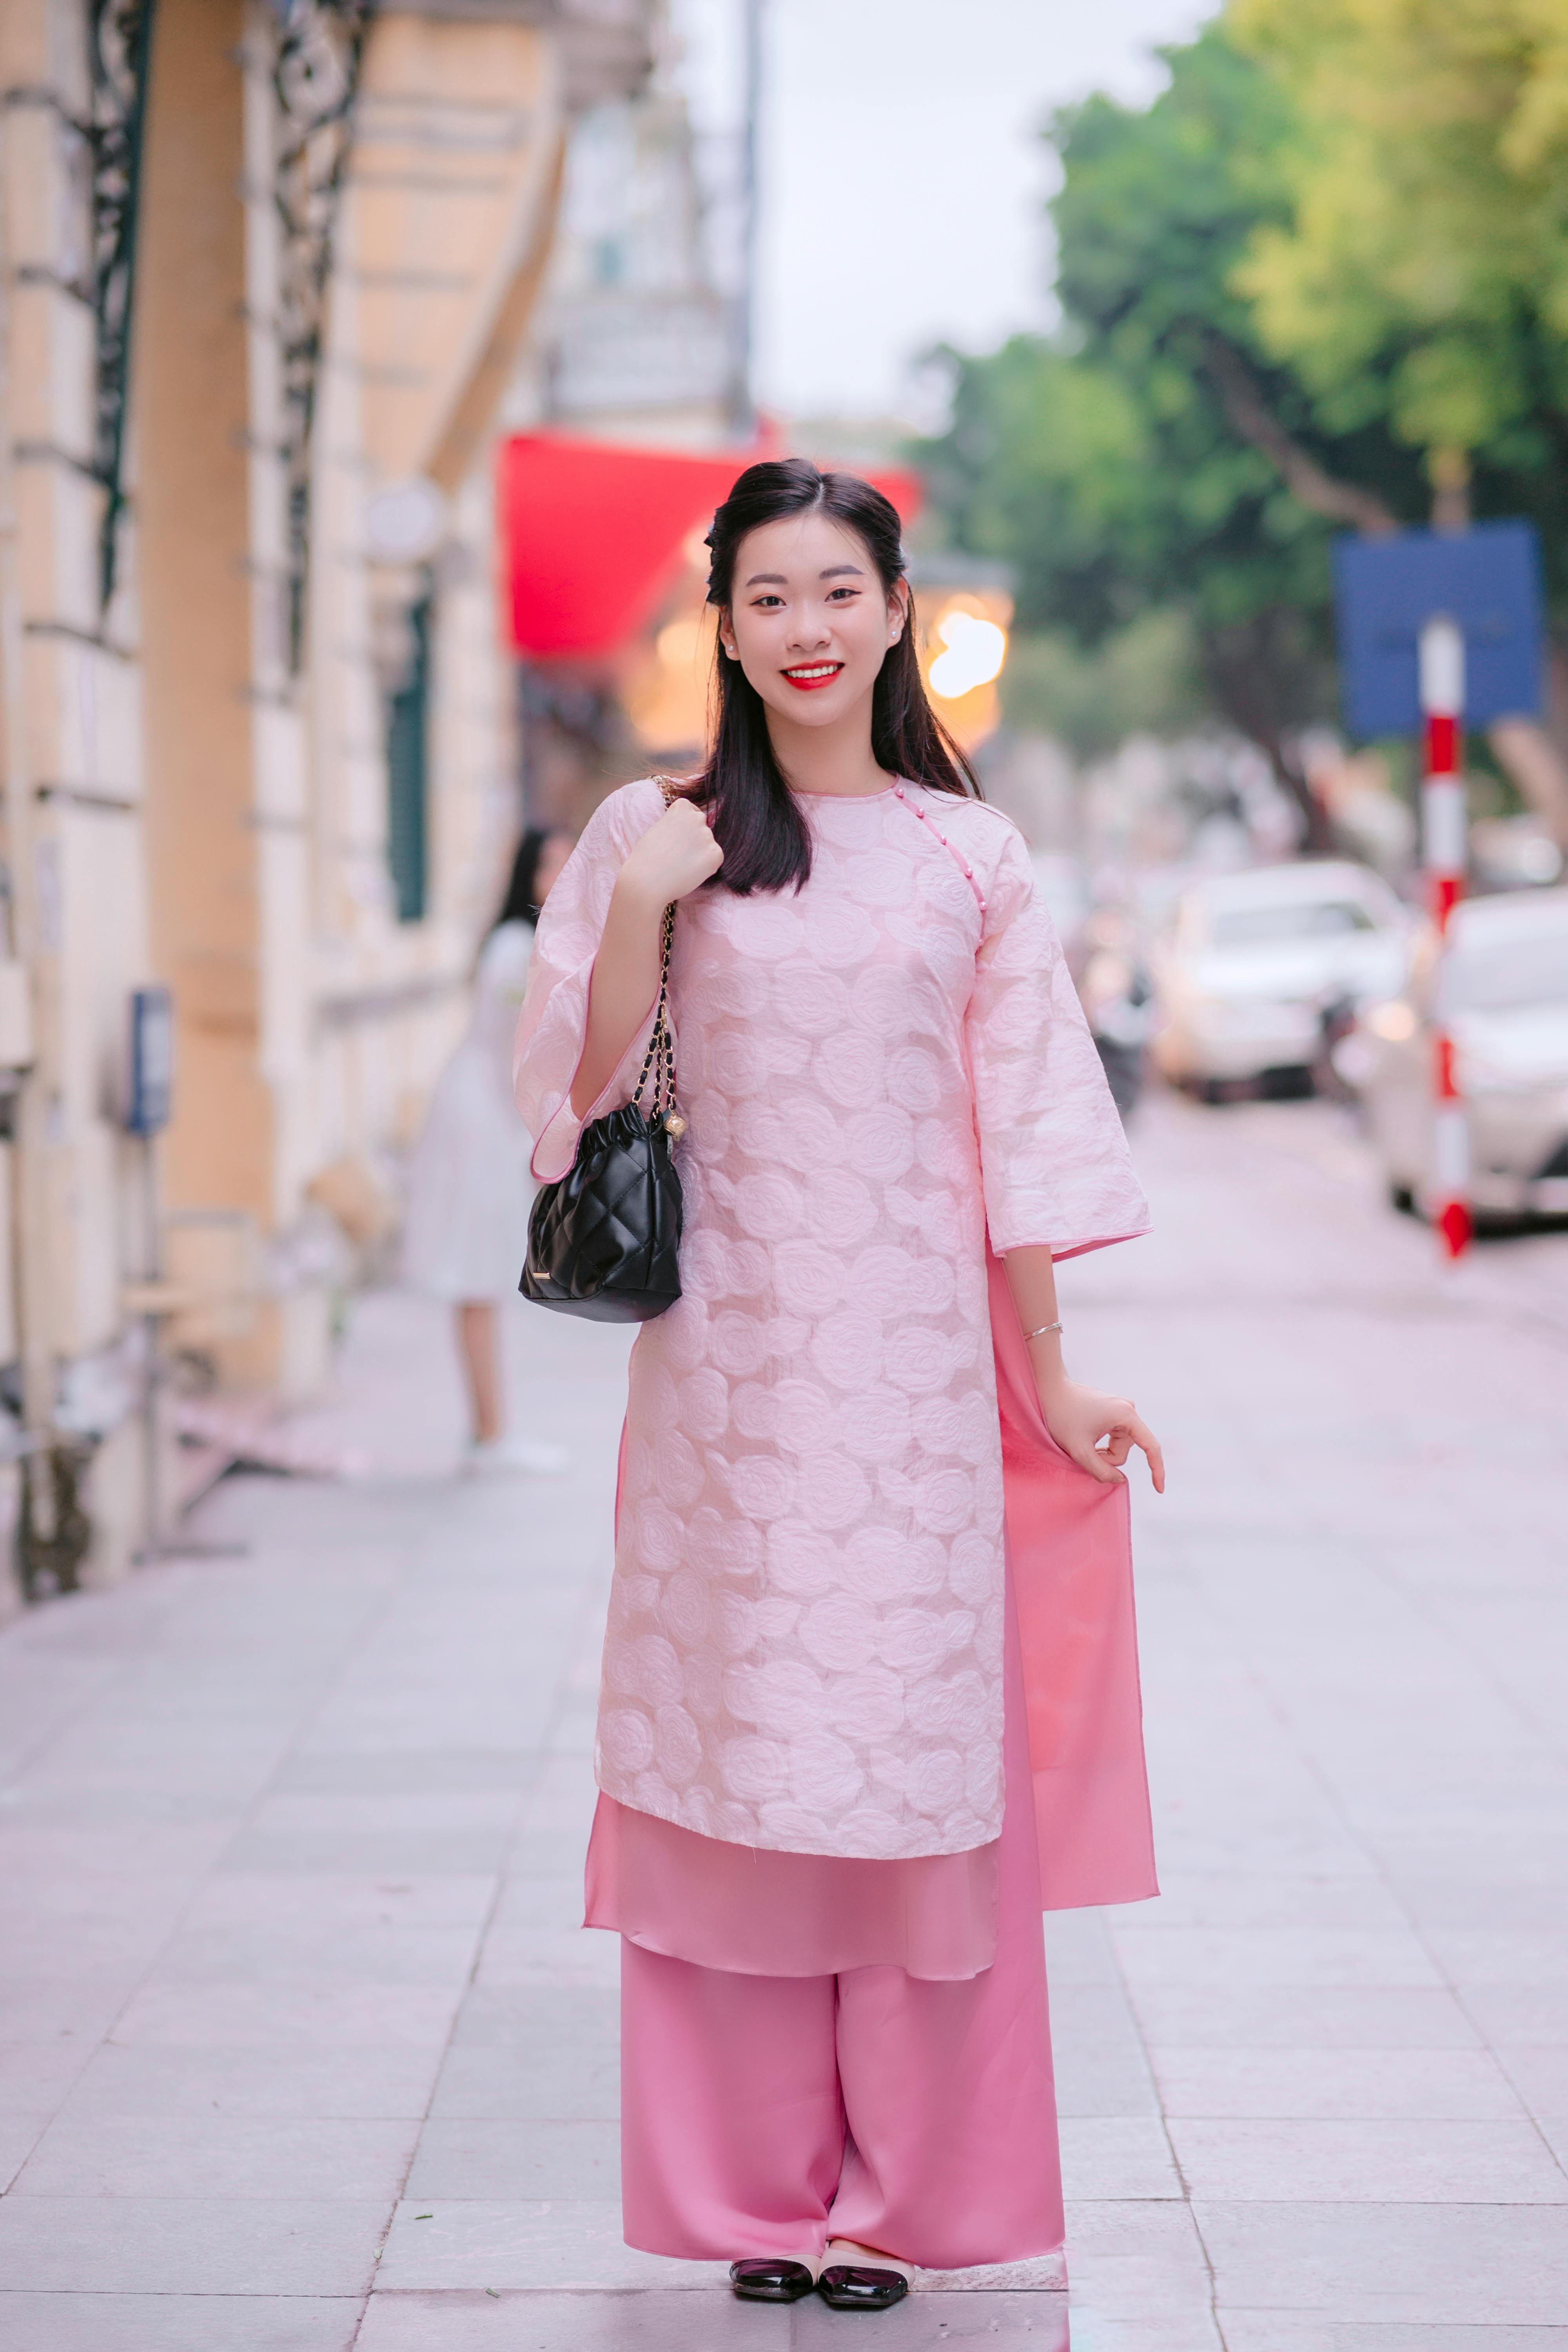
[719,508,907,733]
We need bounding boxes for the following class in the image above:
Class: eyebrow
[742,563,867,588]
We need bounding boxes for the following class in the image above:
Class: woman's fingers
[1069,1434,1123,1483]
[1044,1385,1166,1492]
[1081,1408,1166,1491]
[1124,1413,1165,1492]
[633,802,724,899]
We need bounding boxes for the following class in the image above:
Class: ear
[887,578,911,645]
[718,607,739,660]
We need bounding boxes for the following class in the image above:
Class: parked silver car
[1336,887,1568,1221]
[1151,862,1410,1096]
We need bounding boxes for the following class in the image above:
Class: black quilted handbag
[519,901,685,1321]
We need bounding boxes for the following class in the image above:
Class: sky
[668,0,1221,423]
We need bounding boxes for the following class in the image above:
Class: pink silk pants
[617,1559,1065,2270]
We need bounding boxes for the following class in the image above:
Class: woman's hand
[1037,1372,1165,1492]
[617,799,723,909]
[569,803,722,1117]
[1002,1245,1164,1494]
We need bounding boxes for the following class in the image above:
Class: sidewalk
[1,1091,1566,2348]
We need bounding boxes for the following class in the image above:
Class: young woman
[514,460,1163,2310]
[403,826,573,1473]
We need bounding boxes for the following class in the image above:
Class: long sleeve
[965,826,1149,1259]
[512,779,666,1182]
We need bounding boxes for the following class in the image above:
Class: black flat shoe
[730,2258,817,2302]
[817,2261,910,2311]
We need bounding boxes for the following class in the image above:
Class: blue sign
[1333,519,1543,737]
[126,986,173,1136]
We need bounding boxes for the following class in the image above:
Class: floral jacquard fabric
[514,779,1149,1860]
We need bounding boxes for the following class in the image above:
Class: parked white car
[1336,887,1568,1222]
[1151,862,1410,1095]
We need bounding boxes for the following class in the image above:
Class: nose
[784,604,832,654]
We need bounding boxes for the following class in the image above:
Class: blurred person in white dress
[403,827,574,1472]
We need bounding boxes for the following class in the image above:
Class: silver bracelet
[1023,1320,1063,1343]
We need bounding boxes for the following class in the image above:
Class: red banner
[498,432,922,660]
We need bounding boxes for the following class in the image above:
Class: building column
[134,0,278,1371]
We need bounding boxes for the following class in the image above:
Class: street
[2,1088,1566,2350]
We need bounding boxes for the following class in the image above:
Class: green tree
[919,30,1420,797]
[1231,0,1568,576]
[918,11,1568,835]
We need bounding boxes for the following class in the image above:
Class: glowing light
[655,616,704,669]
[928,608,1007,699]
[1367,1000,1418,1042]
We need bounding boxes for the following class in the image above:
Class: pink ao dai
[514,777,1149,1864]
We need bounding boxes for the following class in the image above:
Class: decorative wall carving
[88,0,157,611]
[270,0,376,668]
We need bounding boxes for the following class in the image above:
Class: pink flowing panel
[989,1249,1158,1910]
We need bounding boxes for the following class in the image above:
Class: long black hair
[492,828,557,928]
[685,458,980,895]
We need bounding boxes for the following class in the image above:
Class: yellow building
[0,0,657,1600]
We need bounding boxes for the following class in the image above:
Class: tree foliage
[917,7,1568,775]
[1231,0,1568,584]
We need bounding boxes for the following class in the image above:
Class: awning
[499,432,922,660]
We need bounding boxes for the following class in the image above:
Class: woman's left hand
[1038,1377,1165,1492]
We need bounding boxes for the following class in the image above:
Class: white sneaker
[462,1434,569,1477]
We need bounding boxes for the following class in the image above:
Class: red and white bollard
[1418,614,1470,1261]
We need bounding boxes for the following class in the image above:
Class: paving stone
[405,2118,620,2200]
[272,1750,538,1797]
[795,2290,1071,2346]
[1150,2046,1527,2122]
[189,1872,498,1930]
[13,2111,421,2201]
[1198,2200,1568,2325]
[470,1927,621,1989]
[149,1921,483,1989]
[1112,1874,1401,1933]
[374,2198,718,2290]
[0,2294,360,2351]
[215,1828,517,1876]
[1058,2318,1226,2352]
[445,1983,619,2054]
[426,2038,619,2125]
[0,1974,138,2045]
[1059,2118,1181,2201]
[1169,2117,1568,2203]
[0,2195,385,2295]
[55,2038,446,2121]
[107,1976,466,2051]
[1125,1984,1483,2051]
[1220,2326,1568,2351]
[0,2111,47,2191]
[1060,2199,1216,2320]
[1047,1983,1162,2122]
[1112,1924,1445,1992]
[0,2040,95,2111]
[356,2288,774,2350]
